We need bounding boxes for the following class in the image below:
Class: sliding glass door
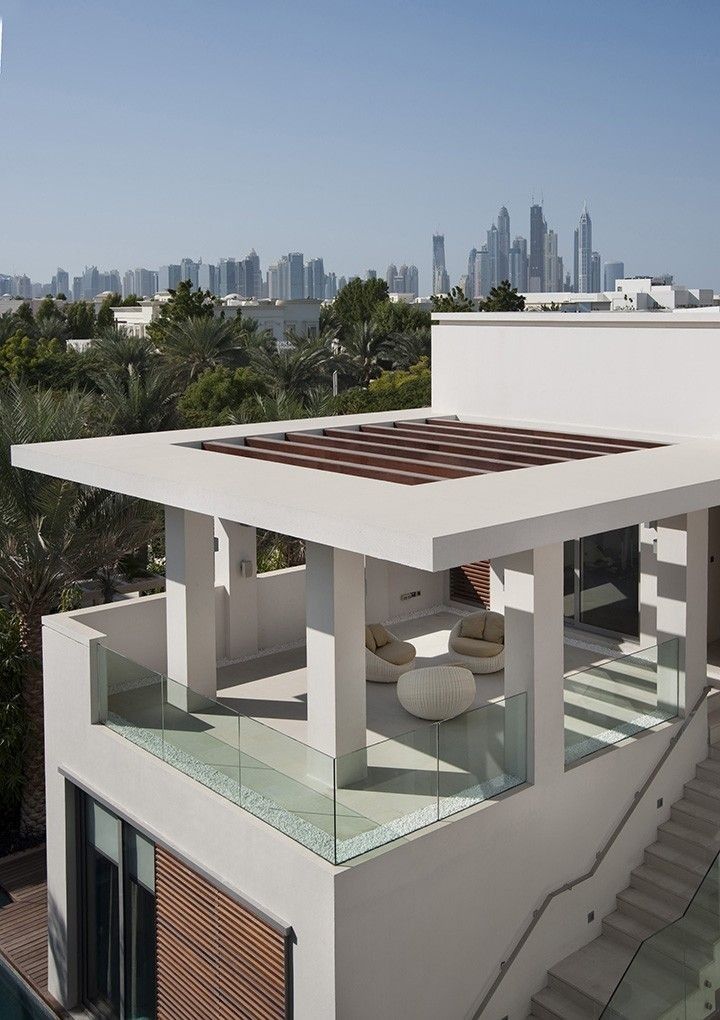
[80,793,156,1020]
[564,526,640,638]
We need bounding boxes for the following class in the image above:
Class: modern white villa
[12,309,720,1019]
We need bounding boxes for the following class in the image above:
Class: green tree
[251,332,333,398]
[0,610,28,838]
[95,292,122,333]
[332,277,389,328]
[157,315,247,385]
[146,280,214,346]
[66,301,96,339]
[0,333,81,389]
[0,383,160,833]
[480,280,525,311]
[36,296,59,324]
[334,358,431,414]
[335,319,393,387]
[430,286,476,312]
[178,366,268,428]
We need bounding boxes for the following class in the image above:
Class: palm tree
[251,332,334,399]
[231,387,336,425]
[93,366,179,435]
[158,315,247,385]
[88,326,157,379]
[335,319,392,388]
[0,383,160,834]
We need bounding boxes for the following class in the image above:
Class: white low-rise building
[523,277,716,312]
[112,295,321,343]
[12,310,720,1019]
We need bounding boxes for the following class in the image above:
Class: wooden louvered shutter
[155,847,291,1019]
[449,561,491,607]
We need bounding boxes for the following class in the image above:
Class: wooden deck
[0,845,66,1016]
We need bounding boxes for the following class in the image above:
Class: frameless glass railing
[602,847,720,1018]
[564,639,680,767]
[97,645,527,864]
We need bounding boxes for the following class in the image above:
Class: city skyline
[0,1,717,289]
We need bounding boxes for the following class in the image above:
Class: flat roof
[12,409,720,571]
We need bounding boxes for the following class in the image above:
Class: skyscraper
[496,206,510,284]
[573,228,579,292]
[577,204,593,292]
[508,236,529,292]
[529,204,546,292]
[603,261,625,291]
[486,224,499,288]
[467,249,478,298]
[197,263,216,294]
[386,264,398,291]
[218,259,237,297]
[244,250,261,297]
[591,251,601,292]
[432,234,449,294]
[544,230,563,292]
[159,264,182,292]
[406,265,419,298]
[475,245,492,298]
[285,253,304,299]
[53,268,69,297]
[82,265,100,299]
[305,258,325,300]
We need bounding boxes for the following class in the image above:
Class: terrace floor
[108,611,673,863]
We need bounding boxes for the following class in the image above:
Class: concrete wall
[432,313,720,440]
[42,612,338,1019]
[708,506,720,643]
[365,557,447,623]
[333,708,708,1020]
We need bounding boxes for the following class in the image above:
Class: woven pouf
[397,665,476,721]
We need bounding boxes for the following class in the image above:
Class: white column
[657,511,708,715]
[489,559,504,612]
[306,542,366,770]
[165,506,217,699]
[215,520,258,660]
[503,543,565,786]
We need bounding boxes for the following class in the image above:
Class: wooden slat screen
[450,561,491,607]
[155,847,291,1020]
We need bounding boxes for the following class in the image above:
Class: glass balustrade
[98,645,528,864]
[564,639,680,766]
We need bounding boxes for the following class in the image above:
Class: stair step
[630,863,695,906]
[658,819,719,855]
[644,840,709,882]
[708,746,720,762]
[672,797,720,835]
[685,777,720,807]
[602,909,660,950]
[616,886,681,928]
[547,935,633,1011]
[696,758,720,784]
[530,985,595,1020]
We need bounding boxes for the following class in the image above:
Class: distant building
[529,203,546,291]
[366,269,377,280]
[496,206,511,283]
[53,268,69,297]
[197,263,216,294]
[432,233,449,293]
[604,261,625,291]
[509,236,529,292]
[386,264,397,291]
[544,230,563,293]
[180,258,200,290]
[576,204,593,293]
[325,272,337,300]
[591,251,601,293]
[159,264,182,292]
[305,258,326,300]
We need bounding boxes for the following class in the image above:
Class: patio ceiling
[202,416,663,486]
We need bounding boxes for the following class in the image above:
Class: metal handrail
[467,683,711,1019]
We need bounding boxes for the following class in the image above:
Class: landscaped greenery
[0,275,520,845]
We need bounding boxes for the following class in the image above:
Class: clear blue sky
[1,0,718,290]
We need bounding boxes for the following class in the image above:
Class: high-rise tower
[529,203,546,292]
[432,233,449,293]
[577,203,593,293]
[497,206,510,283]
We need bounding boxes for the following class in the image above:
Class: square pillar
[306,542,366,766]
[503,543,565,785]
[489,559,504,612]
[657,511,708,715]
[639,523,658,647]
[215,520,258,660]
[165,506,217,699]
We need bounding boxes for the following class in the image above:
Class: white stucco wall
[332,708,707,1020]
[42,612,338,1019]
[431,314,720,440]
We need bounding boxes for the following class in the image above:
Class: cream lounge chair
[447,610,505,674]
[365,624,416,683]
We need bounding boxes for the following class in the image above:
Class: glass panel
[579,526,639,636]
[438,693,527,818]
[162,676,241,805]
[603,852,720,1018]
[334,723,440,864]
[239,715,337,863]
[101,646,165,763]
[86,797,120,865]
[564,640,679,767]
[83,842,121,1017]
[563,539,576,619]
[123,825,156,1020]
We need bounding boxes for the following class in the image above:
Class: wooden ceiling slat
[246,435,479,479]
[425,417,658,451]
[389,421,640,457]
[202,440,434,484]
[353,424,591,463]
[318,429,561,469]
[360,423,605,460]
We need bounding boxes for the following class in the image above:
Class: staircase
[530,747,720,1019]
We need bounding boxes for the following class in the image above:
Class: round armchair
[365,624,417,683]
[447,611,505,674]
